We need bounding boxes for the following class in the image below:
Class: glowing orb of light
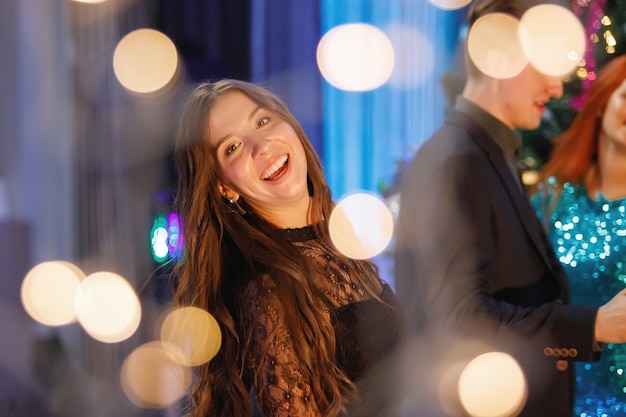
[458,352,527,417]
[75,271,141,343]
[329,192,394,259]
[467,13,528,79]
[121,341,192,408]
[113,28,178,94]
[385,24,435,89]
[317,23,394,92]
[21,261,85,326]
[160,306,222,366]
[519,4,585,77]
[426,0,472,10]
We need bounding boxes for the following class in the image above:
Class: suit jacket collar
[445,110,557,273]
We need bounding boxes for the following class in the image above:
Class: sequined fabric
[531,179,626,417]
[242,226,403,417]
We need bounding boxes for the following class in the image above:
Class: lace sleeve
[243,279,324,417]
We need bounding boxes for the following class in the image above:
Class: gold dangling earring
[227,197,247,216]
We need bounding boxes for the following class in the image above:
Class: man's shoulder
[419,114,480,154]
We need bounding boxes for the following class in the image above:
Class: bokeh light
[385,24,435,89]
[160,306,222,366]
[522,170,540,186]
[317,23,394,91]
[426,0,472,10]
[467,13,528,79]
[113,28,179,94]
[329,192,394,259]
[21,261,85,326]
[458,352,527,417]
[121,341,192,408]
[75,271,141,343]
[519,4,585,77]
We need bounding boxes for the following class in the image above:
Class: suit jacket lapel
[447,111,556,272]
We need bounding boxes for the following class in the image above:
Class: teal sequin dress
[531,178,626,417]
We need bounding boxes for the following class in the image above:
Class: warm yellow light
[113,28,178,94]
[426,0,472,10]
[519,4,585,77]
[521,170,540,186]
[604,30,617,47]
[75,271,141,343]
[467,13,527,79]
[317,23,394,92]
[329,192,394,259]
[458,352,527,417]
[21,261,85,326]
[121,341,192,408]
[160,306,222,366]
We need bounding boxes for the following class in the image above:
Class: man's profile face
[496,64,563,131]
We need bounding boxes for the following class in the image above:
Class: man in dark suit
[394,0,626,416]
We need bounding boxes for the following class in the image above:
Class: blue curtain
[248,0,466,286]
[249,0,466,199]
[249,0,323,155]
[320,0,467,199]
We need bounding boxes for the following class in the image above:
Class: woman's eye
[225,143,239,156]
[257,117,269,128]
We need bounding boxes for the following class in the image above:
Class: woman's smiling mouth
[262,155,289,180]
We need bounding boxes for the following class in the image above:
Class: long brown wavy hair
[532,55,626,199]
[171,79,382,417]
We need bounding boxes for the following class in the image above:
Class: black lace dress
[243,226,404,417]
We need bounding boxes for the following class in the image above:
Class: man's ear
[217,182,239,202]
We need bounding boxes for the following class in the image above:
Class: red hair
[537,55,626,188]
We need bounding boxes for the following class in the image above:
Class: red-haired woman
[531,54,626,416]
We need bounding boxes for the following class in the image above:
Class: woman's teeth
[263,156,288,180]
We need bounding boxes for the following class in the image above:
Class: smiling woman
[170,79,404,417]
[207,89,311,228]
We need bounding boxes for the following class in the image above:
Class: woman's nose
[251,136,271,158]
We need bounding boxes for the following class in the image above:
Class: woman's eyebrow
[213,105,264,151]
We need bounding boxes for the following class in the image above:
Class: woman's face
[207,90,311,227]
[601,79,626,149]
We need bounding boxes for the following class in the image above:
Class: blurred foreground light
[72,0,107,3]
[458,352,527,417]
[426,0,472,10]
[385,24,435,89]
[151,212,183,264]
[75,271,141,343]
[113,28,178,94]
[21,261,85,326]
[519,4,585,77]
[317,23,394,91]
[521,170,539,186]
[329,192,394,259]
[121,341,192,408]
[160,306,222,366]
[468,13,527,79]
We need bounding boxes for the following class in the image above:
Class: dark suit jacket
[394,110,599,417]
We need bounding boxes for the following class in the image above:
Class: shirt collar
[454,96,522,162]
